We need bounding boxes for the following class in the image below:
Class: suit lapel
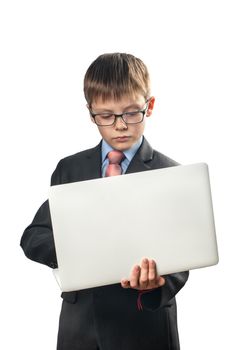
[84,141,102,180]
[126,137,154,174]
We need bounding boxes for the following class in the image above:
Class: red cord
[137,289,155,311]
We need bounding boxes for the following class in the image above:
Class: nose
[115,116,128,130]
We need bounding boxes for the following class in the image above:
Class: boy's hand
[121,258,165,290]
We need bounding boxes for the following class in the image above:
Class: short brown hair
[84,53,150,105]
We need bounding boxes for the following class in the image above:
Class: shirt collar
[101,136,143,163]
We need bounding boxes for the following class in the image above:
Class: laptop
[48,163,218,292]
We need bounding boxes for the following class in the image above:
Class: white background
[1,0,248,349]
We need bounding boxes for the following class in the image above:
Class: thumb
[157,276,166,287]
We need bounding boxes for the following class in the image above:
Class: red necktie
[105,150,125,177]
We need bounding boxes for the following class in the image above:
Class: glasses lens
[95,114,115,126]
[123,112,144,124]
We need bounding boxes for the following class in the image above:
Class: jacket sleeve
[20,161,62,268]
[140,271,189,311]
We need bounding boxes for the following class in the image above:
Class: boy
[21,53,189,350]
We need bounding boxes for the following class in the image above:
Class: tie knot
[107,150,125,165]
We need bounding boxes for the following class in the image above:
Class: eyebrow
[124,104,142,111]
[93,104,142,113]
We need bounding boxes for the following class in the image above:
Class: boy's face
[89,94,155,151]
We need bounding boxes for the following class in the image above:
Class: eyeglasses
[89,100,150,126]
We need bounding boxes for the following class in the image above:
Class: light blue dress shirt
[101,136,143,177]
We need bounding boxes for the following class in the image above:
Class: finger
[121,278,130,289]
[139,258,149,289]
[157,276,166,287]
[148,259,157,286]
[130,265,140,289]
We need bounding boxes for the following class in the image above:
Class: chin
[114,145,129,151]
[114,141,133,151]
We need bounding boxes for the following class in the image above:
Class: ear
[86,104,95,124]
[146,96,155,117]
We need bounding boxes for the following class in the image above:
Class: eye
[125,111,140,117]
[98,114,113,119]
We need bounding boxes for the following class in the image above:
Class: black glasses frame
[89,100,150,126]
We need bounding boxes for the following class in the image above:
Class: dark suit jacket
[21,137,189,350]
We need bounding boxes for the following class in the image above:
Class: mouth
[114,136,131,142]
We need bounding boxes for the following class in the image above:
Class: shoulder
[152,149,180,168]
[58,143,100,167]
[51,141,102,185]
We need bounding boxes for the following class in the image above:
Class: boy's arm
[20,162,62,268]
[20,199,57,268]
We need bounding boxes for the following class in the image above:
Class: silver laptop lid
[49,163,218,292]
